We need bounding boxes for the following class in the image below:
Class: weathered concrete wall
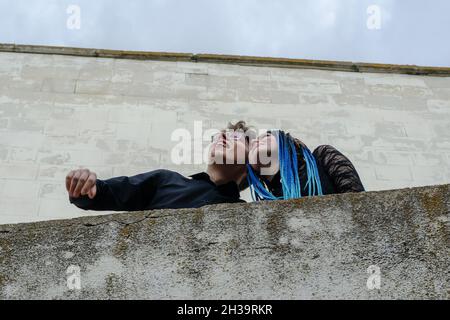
[0,47,450,223]
[0,184,448,299]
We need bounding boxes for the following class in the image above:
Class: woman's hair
[246,130,323,200]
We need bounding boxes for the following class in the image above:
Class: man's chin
[209,152,226,165]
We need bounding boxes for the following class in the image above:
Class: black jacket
[69,169,244,211]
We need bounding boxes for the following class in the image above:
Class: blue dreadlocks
[247,130,323,201]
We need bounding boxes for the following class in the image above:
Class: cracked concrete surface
[0,184,449,299]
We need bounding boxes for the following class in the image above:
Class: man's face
[209,130,248,165]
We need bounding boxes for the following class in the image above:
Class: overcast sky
[1,0,449,67]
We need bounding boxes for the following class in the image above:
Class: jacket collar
[190,172,241,199]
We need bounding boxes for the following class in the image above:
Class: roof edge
[1,43,449,76]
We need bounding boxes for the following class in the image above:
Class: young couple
[67,121,364,211]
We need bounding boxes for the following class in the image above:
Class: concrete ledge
[0,184,449,299]
[194,54,450,76]
[1,43,450,76]
[0,43,193,62]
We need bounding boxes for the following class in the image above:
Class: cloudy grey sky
[1,0,449,67]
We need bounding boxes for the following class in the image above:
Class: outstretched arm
[66,168,161,211]
[313,145,365,193]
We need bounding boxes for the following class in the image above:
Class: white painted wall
[0,52,449,224]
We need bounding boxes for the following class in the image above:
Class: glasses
[211,131,247,143]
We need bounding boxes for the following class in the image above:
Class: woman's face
[248,132,279,176]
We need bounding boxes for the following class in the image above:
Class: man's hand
[66,169,97,199]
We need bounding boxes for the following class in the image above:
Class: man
[66,121,255,211]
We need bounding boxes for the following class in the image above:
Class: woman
[246,130,364,200]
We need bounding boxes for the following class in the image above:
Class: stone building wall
[0,46,449,223]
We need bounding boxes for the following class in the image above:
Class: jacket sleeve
[69,170,164,211]
[312,145,365,193]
